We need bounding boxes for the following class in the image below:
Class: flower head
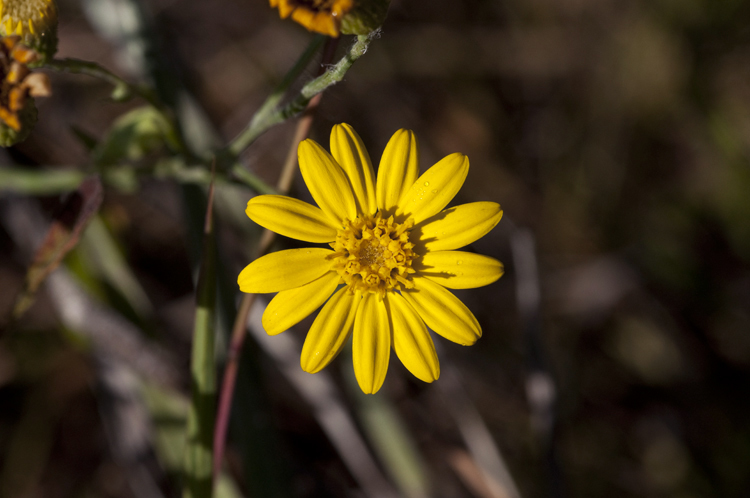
[239,124,504,393]
[269,0,354,37]
[0,35,51,146]
[0,0,58,64]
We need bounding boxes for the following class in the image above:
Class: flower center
[329,212,416,297]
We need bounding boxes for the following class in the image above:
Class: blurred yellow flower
[269,0,353,37]
[0,0,58,63]
[239,124,504,393]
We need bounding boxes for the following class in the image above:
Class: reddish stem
[212,37,338,482]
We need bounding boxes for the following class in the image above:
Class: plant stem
[183,165,218,498]
[211,37,339,482]
[225,33,372,158]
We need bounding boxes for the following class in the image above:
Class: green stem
[225,33,374,158]
[0,168,87,195]
[45,58,192,158]
[45,58,158,107]
[183,172,218,498]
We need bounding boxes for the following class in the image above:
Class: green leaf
[94,106,175,166]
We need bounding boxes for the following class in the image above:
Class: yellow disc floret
[329,212,416,297]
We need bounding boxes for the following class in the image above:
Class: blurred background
[2,0,750,496]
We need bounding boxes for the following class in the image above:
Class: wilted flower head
[239,124,504,394]
[0,0,58,64]
[0,35,51,146]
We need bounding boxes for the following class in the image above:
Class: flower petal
[353,293,391,394]
[301,287,360,373]
[331,124,377,217]
[246,195,338,243]
[402,277,482,346]
[415,251,504,289]
[385,292,439,383]
[376,129,420,215]
[398,153,469,224]
[411,202,503,252]
[238,248,333,294]
[298,139,357,224]
[262,271,341,335]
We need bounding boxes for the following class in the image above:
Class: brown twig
[212,37,339,481]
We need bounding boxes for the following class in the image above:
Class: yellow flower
[269,0,354,37]
[239,124,504,394]
[0,0,58,64]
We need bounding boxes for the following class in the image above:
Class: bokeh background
[2,0,750,497]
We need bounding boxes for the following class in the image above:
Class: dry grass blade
[11,176,103,320]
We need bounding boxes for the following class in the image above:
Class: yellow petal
[415,251,504,289]
[298,139,357,224]
[246,195,338,243]
[353,293,391,394]
[385,293,439,383]
[238,248,333,294]
[376,129,419,215]
[330,123,377,216]
[411,202,503,252]
[276,0,294,18]
[398,153,469,224]
[262,271,341,335]
[301,287,360,373]
[402,277,481,346]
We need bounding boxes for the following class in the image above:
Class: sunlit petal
[415,251,504,289]
[246,195,338,243]
[238,248,333,293]
[298,139,357,224]
[353,293,391,394]
[402,277,481,346]
[331,123,377,216]
[398,153,469,224]
[376,129,419,214]
[262,271,341,335]
[411,202,503,252]
[385,293,439,383]
[301,288,360,373]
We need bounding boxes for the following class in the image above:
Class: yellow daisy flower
[238,124,504,394]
